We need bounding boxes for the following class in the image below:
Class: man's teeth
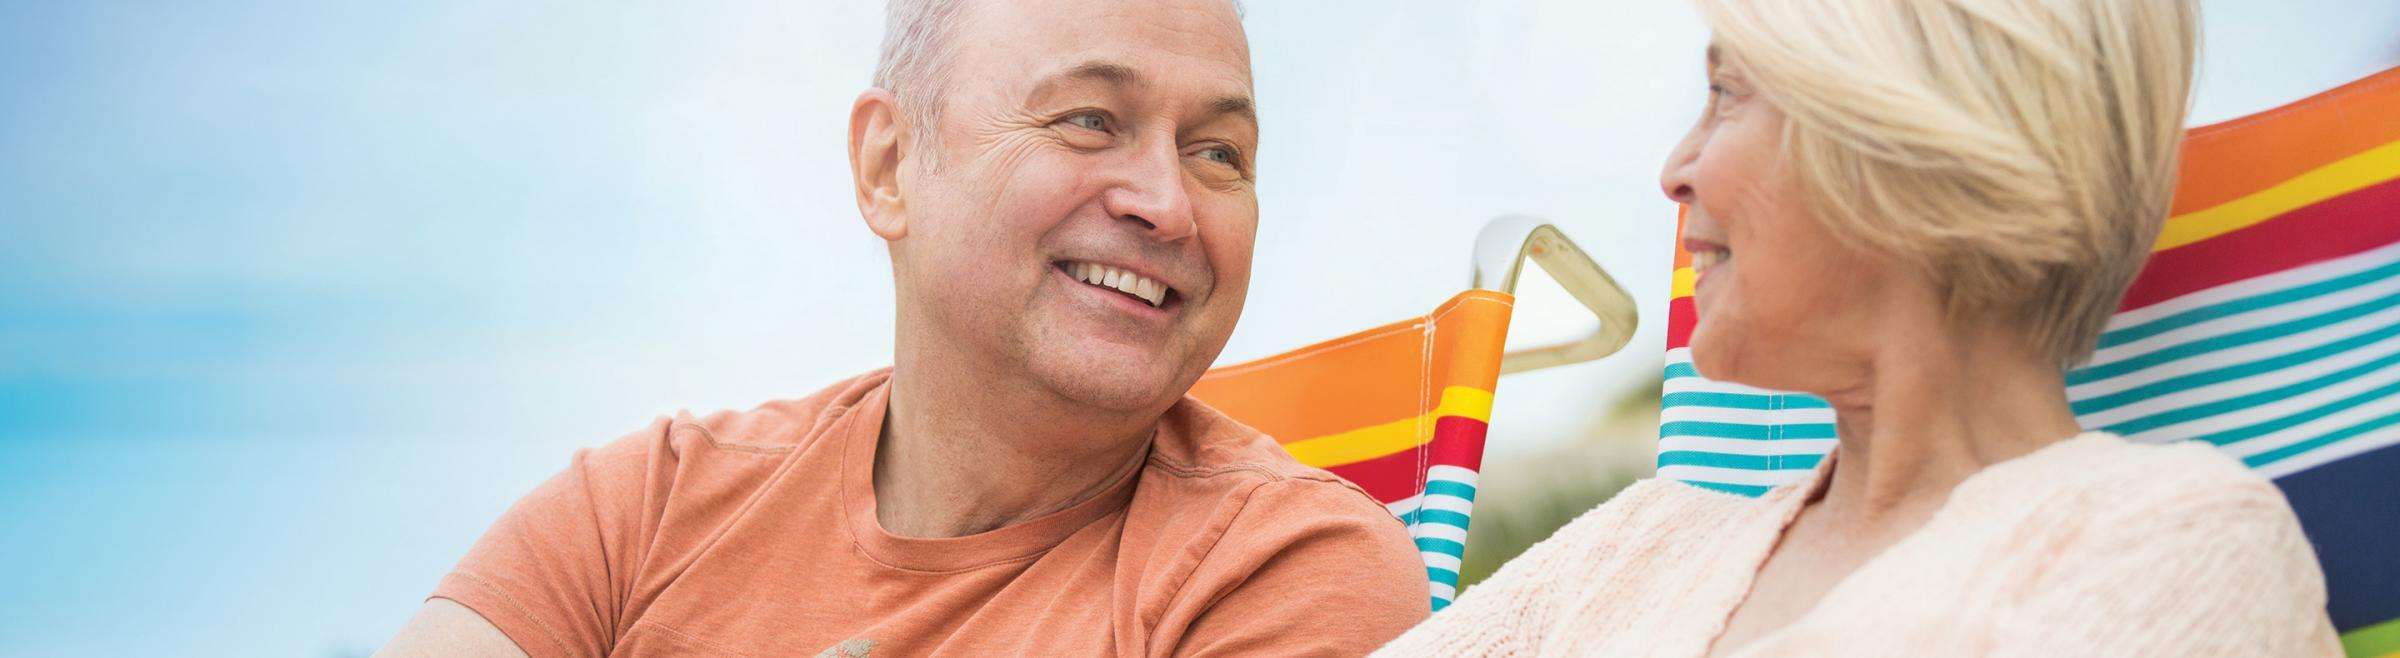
[1068,261,1168,307]
[1692,248,1733,273]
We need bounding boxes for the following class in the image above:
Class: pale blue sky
[1,1,2392,654]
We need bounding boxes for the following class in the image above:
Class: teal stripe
[2095,255,2400,350]
[1682,480,1774,497]
[1659,421,1838,440]
[1657,450,1823,470]
[2243,408,2400,468]
[1422,480,1477,502]
[1665,362,1701,380]
[2102,347,2400,435]
[1428,566,1461,589]
[2072,318,2400,416]
[1399,508,1473,529]
[1416,537,1466,559]
[2069,288,2400,387]
[2193,376,2400,446]
[1430,596,1451,612]
[1662,391,1832,410]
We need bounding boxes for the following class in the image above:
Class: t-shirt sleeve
[1993,477,2343,658]
[1166,478,1432,657]
[429,417,675,658]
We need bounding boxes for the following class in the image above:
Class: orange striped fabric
[1193,290,1513,610]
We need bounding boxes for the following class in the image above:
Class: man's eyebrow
[1706,44,1721,70]
[1047,60,1144,89]
[1208,95,1258,127]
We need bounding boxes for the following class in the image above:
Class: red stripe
[1324,416,1490,504]
[2122,177,2400,311]
[1667,297,1697,350]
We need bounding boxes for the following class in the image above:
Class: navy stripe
[1658,450,1823,470]
[1662,391,1833,411]
[2072,318,2400,416]
[2096,255,2400,350]
[1659,421,1838,440]
[2274,441,2400,631]
[2071,288,2400,387]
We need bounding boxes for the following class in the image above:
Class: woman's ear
[850,89,909,241]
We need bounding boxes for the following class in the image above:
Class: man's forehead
[954,0,1251,87]
[1027,59,1256,123]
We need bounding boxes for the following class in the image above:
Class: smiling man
[377,0,1429,656]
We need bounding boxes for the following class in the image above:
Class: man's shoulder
[1140,395,1379,502]
[1128,396,1412,551]
[654,369,891,455]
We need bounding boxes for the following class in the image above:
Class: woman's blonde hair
[1694,0,2198,367]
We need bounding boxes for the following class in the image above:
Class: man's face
[891,0,1257,413]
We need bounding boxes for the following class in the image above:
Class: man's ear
[850,89,910,241]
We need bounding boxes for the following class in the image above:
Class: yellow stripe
[2157,139,2400,252]
[1281,386,1494,467]
[1671,266,1696,300]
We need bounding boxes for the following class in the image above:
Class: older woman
[1378,0,2341,656]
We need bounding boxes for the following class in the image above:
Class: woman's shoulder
[1978,432,2288,515]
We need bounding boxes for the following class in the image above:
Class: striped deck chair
[1658,66,2400,656]
[1193,216,1639,610]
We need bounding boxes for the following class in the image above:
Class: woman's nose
[1660,128,1703,205]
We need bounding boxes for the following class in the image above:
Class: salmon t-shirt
[432,370,1431,656]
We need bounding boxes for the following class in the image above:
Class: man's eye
[1197,147,1237,165]
[1064,113,1107,131]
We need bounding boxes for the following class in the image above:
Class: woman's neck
[1814,321,2084,528]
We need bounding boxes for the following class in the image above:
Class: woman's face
[1658,48,1916,394]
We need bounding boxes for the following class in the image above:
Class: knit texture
[1375,432,2342,657]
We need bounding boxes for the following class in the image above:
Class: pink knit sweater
[1376,433,2341,657]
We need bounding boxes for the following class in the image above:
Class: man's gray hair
[872,0,972,147]
[871,0,1244,160]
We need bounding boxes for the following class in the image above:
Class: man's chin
[1026,355,1191,416]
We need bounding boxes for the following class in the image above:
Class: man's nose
[1100,144,1197,243]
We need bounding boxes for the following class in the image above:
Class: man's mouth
[1056,260,1174,308]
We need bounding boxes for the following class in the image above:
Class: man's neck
[870,359,1161,539]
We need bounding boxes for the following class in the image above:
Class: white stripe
[1382,494,1421,519]
[2073,298,2400,401]
[2099,238,2400,331]
[2254,424,2400,479]
[2216,368,2400,461]
[2073,327,2400,429]
[1420,550,1463,573]
[2085,256,2400,370]
[1412,521,1470,545]
[1429,581,1457,603]
[1656,464,1813,487]
[1660,405,1838,426]
[2116,355,2400,449]
[1425,464,1480,485]
[1660,435,1840,457]
[1417,493,1475,515]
